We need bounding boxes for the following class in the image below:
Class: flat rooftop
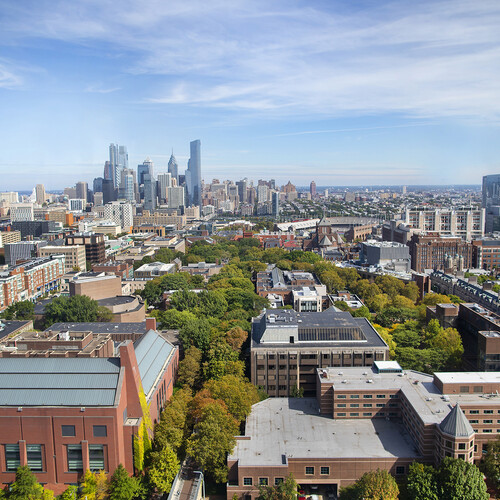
[434,372,500,385]
[230,398,421,466]
[46,322,147,334]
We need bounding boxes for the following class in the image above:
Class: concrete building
[69,273,122,301]
[483,174,500,233]
[250,308,389,397]
[39,245,86,272]
[12,220,59,239]
[157,173,172,204]
[228,363,500,499]
[403,206,484,240]
[97,295,146,323]
[103,201,133,232]
[35,184,46,205]
[4,241,46,266]
[66,233,106,264]
[0,328,178,494]
[472,238,500,271]
[68,199,86,212]
[75,182,88,204]
[10,203,34,222]
[168,186,185,209]
[292,287,325,312]
[134,262,176,279]
[92,261,133,280]
[0,192,19,204]
[381,220,415,244]
[360,240,411,272]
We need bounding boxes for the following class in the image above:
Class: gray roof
[439,404,474,437]
[0,358,120,407]
[134,330,174,397]
[0,320,32,340]
[47,322,147,334]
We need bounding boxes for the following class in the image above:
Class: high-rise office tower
[257,184,269,203]
[483,174,500,233]
[103,161,113,181]
[93,177,104,195]
[157,173,172,204]
[76,182,88,204]
[137,158,154,200]
[272,191,280,219]
[310,181,317,198]
[120,169,135,202]
[35,184,46,205]
[168,153,178,184]
[236,179,248,204]
[102,179,116,204]
[109,144,128,189]
[186,140,201,207]
[168,186,185,209]
[143,173,157,211]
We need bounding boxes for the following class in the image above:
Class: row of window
[243,467,331,485]
[4,444,105,473]
[335,403,398,408]
[467,409,498,415]
[336,412,398,417]
[468,419,500,424]
[62,424,107,437]
[336,394,398,399]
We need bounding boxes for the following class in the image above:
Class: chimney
[145,317,157,331]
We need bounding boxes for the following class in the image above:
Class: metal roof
[440,404,475,438]
[134,330,174,396]
[0,358,120,407]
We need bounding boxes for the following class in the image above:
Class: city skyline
[1,1,500,189]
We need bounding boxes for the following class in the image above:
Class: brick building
[227,363,500,499]
[66,233,105,264]
[0,256,65,312]
[0,328,178,494]
[472,239,500,271]
[250,308,388,397]
[408,234,473,273]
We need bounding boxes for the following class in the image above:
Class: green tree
[56,485,78,500]
[44,295,105,326]
[148,445,180,494]
[356,469,399,500]
[186,402,239,482]
[178,316,216,352]
[178,346,203,388]
[204,374,260,422]
[480,437,500,489]
[422,293,451,306]
[257,473,298,500]
[9,465,45,500]
[407,462,439,500]
[198,290,228,318]
[79,469,97,499]
[170,289,200,311]
[438,457,488,500]
[108,464,139,500]
[1,300,35,320]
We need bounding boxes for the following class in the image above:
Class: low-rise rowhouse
[0,328,178,494]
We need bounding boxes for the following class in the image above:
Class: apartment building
[0,256,64,311]
[39,245,86,272]
[250,308,388,397]
[403,206,484,239]
[66,233,105,264]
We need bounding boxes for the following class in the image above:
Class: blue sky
[0,0,500,190]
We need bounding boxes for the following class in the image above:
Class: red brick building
[0,329,178,494]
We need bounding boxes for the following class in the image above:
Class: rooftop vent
[367,379,373,383]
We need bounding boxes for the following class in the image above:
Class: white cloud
[2,0,500,118]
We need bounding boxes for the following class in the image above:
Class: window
[278,385,287,391]
[470,420,479,424]
[363,404,372,408]
[474,386,483,393]
[243,478,252,486]
[350,404,359,408]
[305,467,314,475]
[395,466,405,475]
[363,395,372,399]
[460,386,469,393]
[275,478,284,485]
[376,394,385,399]
[483,429,493,434]
[62,425,76,437]
[67,445,83,471]
[484,410,494,414]
[337,395,346,399]
[320,467,330,475]
[27,444,43,471]
[458,443,466,450]
[363,412,372,417]
[350,412,359,417]
[336,413,346,417]
[350,395,359,399]
[5,444,20,471]
[469,410,479,414]
[458,454,465,460]
[259,478,269,486]
[484,420,493,424]
[89,445,105,471]
[337,404,346,408]
[376,403,385,408]
[93,425,107,437]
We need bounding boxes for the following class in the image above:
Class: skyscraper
[137,158,154,201]
[168,186,185,209]
[120,169,135,202]
[483,174,500,233]
[186,140,201,207]
[109,144,128,189]
[76,182,88,204]
[168,153,178,184]
[272,191,280,219]
[35,184,46,205]
[157,173,172,204]
[310,181,317,198]
[143,173,157,211]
